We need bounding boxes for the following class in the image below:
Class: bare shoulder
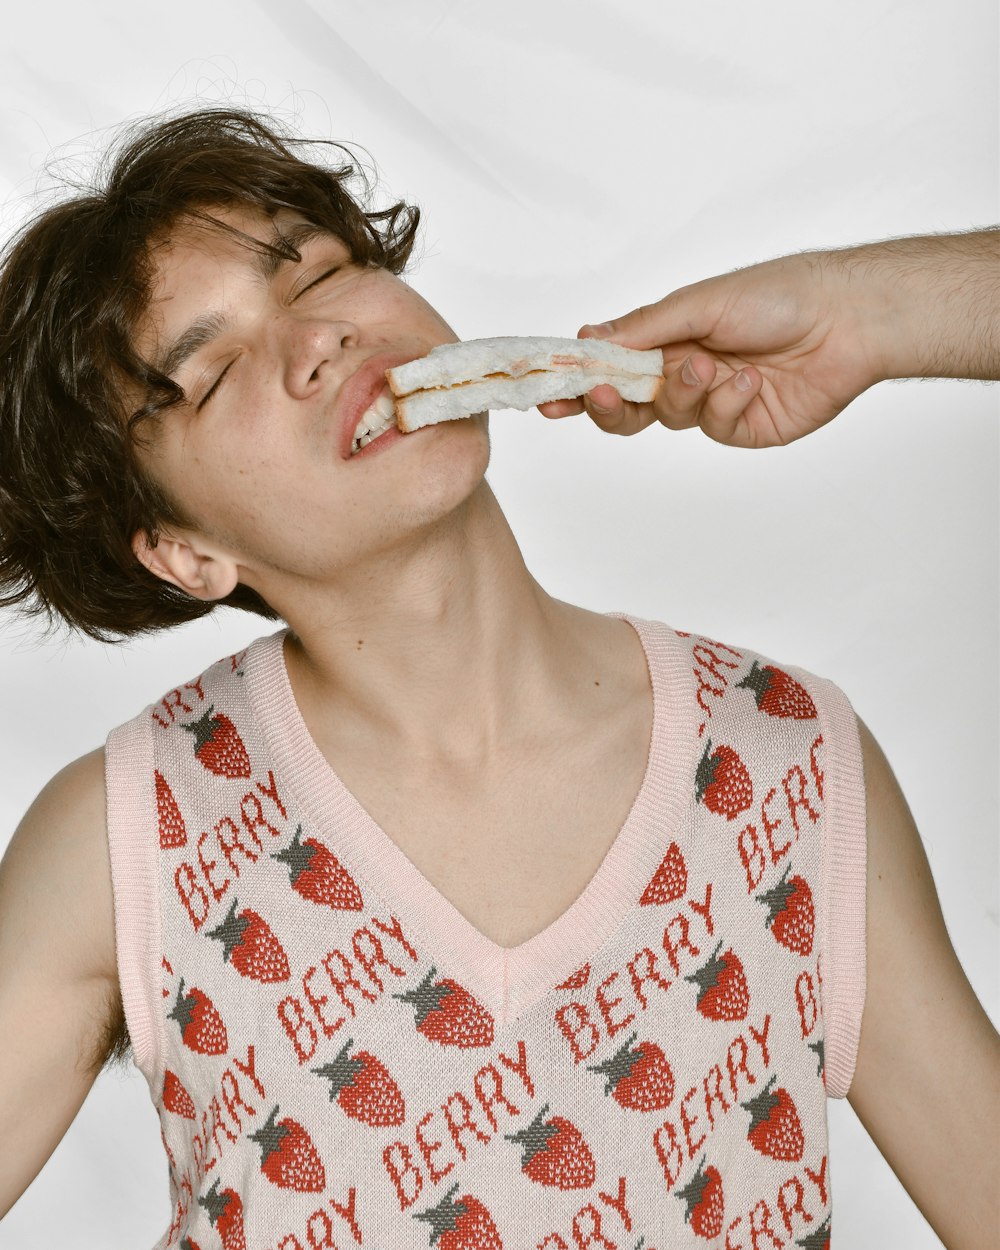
[1,747,116,984]
[848,717,999,1248]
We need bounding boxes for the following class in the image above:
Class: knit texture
[104,615,866,1249]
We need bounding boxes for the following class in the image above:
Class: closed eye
[197,358,237,411]
[296,265,342,298]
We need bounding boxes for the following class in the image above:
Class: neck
[273,482,612,761]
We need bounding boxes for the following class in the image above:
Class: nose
[282,317,360,398]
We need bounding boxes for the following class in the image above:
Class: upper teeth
[351,393,397,454]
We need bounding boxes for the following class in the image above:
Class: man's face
[133,202,490,603]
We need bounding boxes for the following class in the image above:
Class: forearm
[827,228,1000,383]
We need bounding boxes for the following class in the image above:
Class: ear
[131,528,239,601]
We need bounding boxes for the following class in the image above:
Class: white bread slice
[386,336,663,433]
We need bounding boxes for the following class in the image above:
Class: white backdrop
[0,2,996,1247]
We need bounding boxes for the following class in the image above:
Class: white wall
[0,1,996,1246]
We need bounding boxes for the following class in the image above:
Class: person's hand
[539,231,999,447]
[538,250,888,448]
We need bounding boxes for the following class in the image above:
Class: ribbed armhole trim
[105,714,163,1088]
[797,670,867,1099]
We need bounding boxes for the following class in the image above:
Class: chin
[409,414,491,513]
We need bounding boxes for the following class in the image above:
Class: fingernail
[734,369,752,391]
[681,357,701,387]
[589,398,612,414]
[582,322,614,338]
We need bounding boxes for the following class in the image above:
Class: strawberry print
[585,1031,674,1112]
[755,862,815,955]
[503,1102,595,1189]
[639,841,688,906]
[797,1213,832,1249]
[740,1074,805,1161]
[167,979,227,1055]
[198,1179,246,1250]
[736,660,817,720]
[249,1104,326,1192]
[206,897,290,983]
[311,1038,406,1126]
[555,962,590,991]
[675,1154,724,1239]
[182,705,251,778]
[271,823,364,911]
[413,1183,503,1249]
[393,965,494,1048]
[162,1069,196,1120]
[155,771,187,848]
[695,741,752,820]
[684,941,750,1021]
[180,1239,203,1250]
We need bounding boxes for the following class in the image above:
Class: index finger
[579,279,721,351]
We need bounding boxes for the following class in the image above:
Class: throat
[317,684,653,950]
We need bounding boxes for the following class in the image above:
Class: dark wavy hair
[0,107,421,640]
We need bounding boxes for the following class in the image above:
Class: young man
[0,108,995,1248]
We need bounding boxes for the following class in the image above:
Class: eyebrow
[152,220,335,379]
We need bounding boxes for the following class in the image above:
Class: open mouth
[350,392,397,456]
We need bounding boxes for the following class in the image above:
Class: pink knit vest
[105,615,866,1249]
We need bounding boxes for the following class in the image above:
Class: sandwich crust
[387,336,663,432]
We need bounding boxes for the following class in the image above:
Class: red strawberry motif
[675,1154,724,1239]
[695,741,752,820]
[167,980,227,1055]
[684,942,750,1021]
[249,1104,326,1192]
[555,962,590,991]
[797,1213,832,1249]
[755,862,815,955]
[503,1102,595,1189]
[155,771,187,848]
[736,660,817,720]
[640,842,688,905]
[413,1183,503,1249]
[162,1070,196,1120]
[206,898,290,983]
[271,824,364,911]
[182,706,251,778]
[198,1179,246,1250]
[741,1074,805,1161]
[585,1031,674,1111]
[393,965,494,1048]
[311,1038,406,1126]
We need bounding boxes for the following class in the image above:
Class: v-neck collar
[246,614,698,1029]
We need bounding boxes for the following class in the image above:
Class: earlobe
[131,529,239,601]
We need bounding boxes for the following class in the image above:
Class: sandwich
[386,336,663,433]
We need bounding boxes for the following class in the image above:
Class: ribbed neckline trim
[244,614,698,1027]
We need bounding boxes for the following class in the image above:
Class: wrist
[821,240,924,383]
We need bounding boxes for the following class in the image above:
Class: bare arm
[849,719,999,1249]
[0,748,122,1217]
[539,228,1000,446]
[838,229,1000,382]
